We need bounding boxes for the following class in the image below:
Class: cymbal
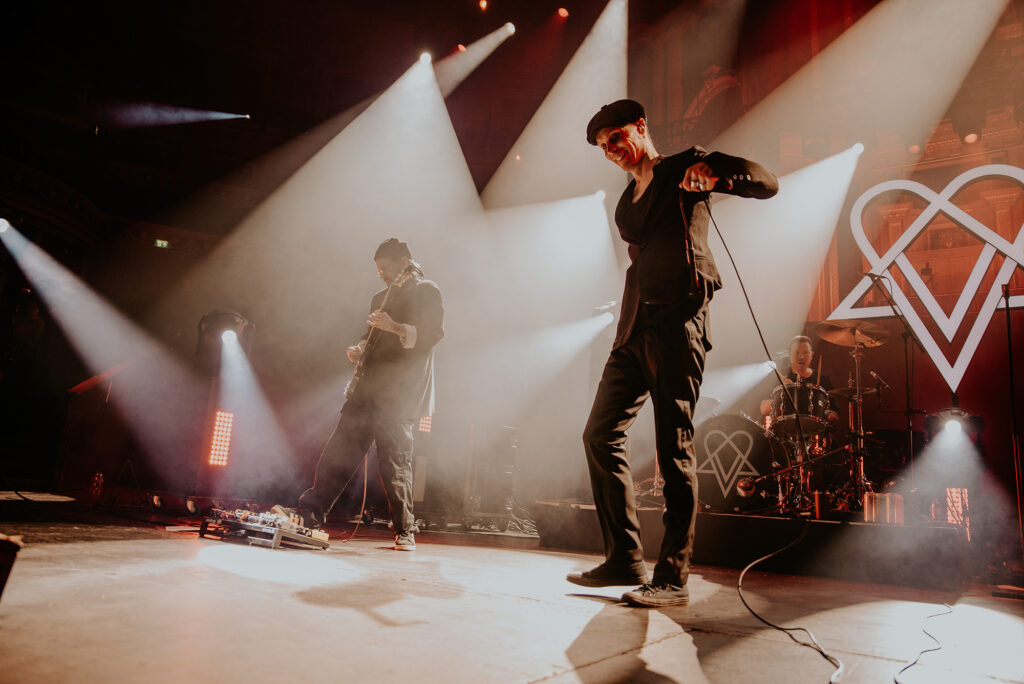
[813,319,890,348]
[828,386,879,399]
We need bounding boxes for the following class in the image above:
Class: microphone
[869,370,892,391]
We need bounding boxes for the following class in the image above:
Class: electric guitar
[344,261,422,399]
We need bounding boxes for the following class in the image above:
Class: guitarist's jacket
[355,275,444,420]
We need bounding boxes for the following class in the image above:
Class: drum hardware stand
[846,342,873,506]
[737,444,847,516]
[635,451,665,502]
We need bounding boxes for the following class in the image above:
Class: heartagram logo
[696,428,760,499]
[829,165,1024,392]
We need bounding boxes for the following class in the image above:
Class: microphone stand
[865,274,926,488]
[1004,284,1024,574]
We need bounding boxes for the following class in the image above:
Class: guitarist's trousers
[300,397,417,534]
[582,302,711,587]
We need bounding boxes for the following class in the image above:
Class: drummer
[759,335,834,417]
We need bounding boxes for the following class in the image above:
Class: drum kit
[695,319,893,518]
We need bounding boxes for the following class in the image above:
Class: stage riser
[532,502,968,590]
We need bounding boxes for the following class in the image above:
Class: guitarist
[295,238,444,551]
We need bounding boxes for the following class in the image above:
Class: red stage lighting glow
[558,8,569,18]
[208,410,234,466]
[479,0,487,10]
[457,44,467,52]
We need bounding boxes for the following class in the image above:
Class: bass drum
[695,414,786,513]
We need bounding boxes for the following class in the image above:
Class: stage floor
[1,494,1023,684]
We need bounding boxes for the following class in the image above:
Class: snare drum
[770,383,830,436]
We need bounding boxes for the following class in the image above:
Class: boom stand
[866,274,927,484]
[1004,284,1024,573]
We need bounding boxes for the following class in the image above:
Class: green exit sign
[154,239,170,248]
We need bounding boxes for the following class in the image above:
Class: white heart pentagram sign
[830,164,1024,392]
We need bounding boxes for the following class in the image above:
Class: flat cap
[586,99,645,145]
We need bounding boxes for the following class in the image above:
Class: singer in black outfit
[290,238,444,551]
[567,100,778,607]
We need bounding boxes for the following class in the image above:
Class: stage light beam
[433,22,518,97]
[481,0,627,209]
[704,146,862,368]
[0,223,204,489]
[714,0,1008,168]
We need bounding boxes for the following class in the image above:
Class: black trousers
[300,397,417,534]
[583,303,711,586]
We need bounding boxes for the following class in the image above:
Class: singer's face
[595,121,646,171]
[791,341,813,369]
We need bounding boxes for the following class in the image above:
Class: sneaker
[303,506,326,529]
[394,531,416,551]
[621,583,689,607]
[270,505,324,530]
[566,561,648,588]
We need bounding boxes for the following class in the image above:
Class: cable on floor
[706,198,845,683]
[893,602,952,684]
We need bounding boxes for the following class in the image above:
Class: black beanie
[374,238,412,261]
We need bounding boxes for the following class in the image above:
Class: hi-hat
[813,319,889,348]
[828,386,879,399]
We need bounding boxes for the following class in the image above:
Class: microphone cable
[704,196,845,682]
[893,602,952,684]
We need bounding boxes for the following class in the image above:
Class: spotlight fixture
[557,8,569,18]
[951,94,984,146]
[505,22,515,35]
[457,43,467,52]
[0,218,9,233]
[221,330,238,343]
[419,52,432,64]
[195,310,254,373]
[479,0,487,10]
[851,142,865,155]
[924,407,984,437]
[595,190,606,200]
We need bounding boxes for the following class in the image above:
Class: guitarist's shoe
[566,561,648,587]
[302,506,326,529]
[270,505,324,530]
[394,531,416,551]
